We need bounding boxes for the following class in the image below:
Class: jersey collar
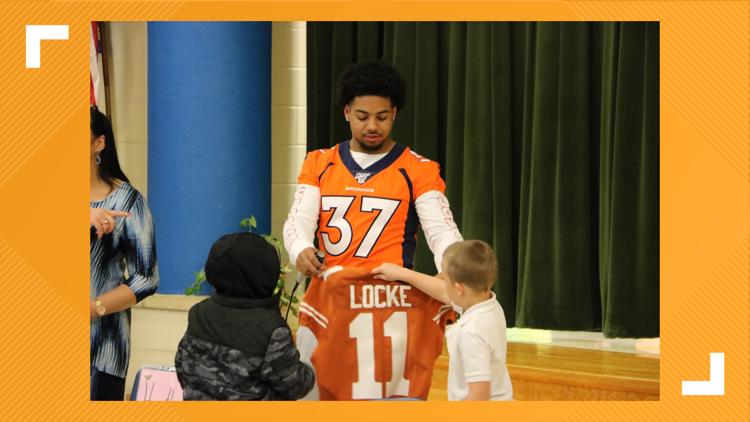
[337,140,407,182]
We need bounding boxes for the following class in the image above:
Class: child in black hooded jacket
[175,232,314,400]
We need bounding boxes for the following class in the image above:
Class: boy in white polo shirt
[372,240,512,401]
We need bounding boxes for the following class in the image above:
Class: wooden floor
[428,342,659,401]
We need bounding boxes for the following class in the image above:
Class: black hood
[204,232,280,299]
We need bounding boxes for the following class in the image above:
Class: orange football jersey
[298,266,455,400]
[298,141,445,269]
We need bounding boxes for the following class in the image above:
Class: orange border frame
[0,1,748,421]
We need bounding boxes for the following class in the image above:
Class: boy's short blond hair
[442,240,498,292]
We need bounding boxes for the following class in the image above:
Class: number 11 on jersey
[349,311,410,399]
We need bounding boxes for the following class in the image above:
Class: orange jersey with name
[298,267,455,400]
[298,142,445,269]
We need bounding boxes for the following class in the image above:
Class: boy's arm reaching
[259,326,315,400]
[372,263,451,305]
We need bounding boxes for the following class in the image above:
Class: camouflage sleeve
[259,326,315,400]
[174,338,183,384]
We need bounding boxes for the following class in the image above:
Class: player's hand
[296,247,323,277]
[90,208,131,239]
[371,263,408,282]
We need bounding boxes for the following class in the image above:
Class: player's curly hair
[336,60,407,110]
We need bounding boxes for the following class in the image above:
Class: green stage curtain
[307,22,659,338]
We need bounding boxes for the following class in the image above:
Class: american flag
[90,22,106,113]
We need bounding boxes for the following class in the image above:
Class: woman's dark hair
[90,105,129,187]
[336,60,407,110]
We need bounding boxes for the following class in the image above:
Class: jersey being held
[298,266,455,400]
[298,141,445,269]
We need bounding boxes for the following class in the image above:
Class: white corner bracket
[681,352,725,396]
[26,25,69,68]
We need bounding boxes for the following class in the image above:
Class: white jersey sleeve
[415,190,463,272]
[283,184,321,265]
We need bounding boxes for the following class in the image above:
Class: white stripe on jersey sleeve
[299,307,327,329]
[432,305,454,323]
[300,301,329,326]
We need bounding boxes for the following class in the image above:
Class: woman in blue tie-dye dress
[89,106,159,400]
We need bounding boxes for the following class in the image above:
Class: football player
[283,60,463,400]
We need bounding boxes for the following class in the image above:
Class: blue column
[148,22,271,294]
